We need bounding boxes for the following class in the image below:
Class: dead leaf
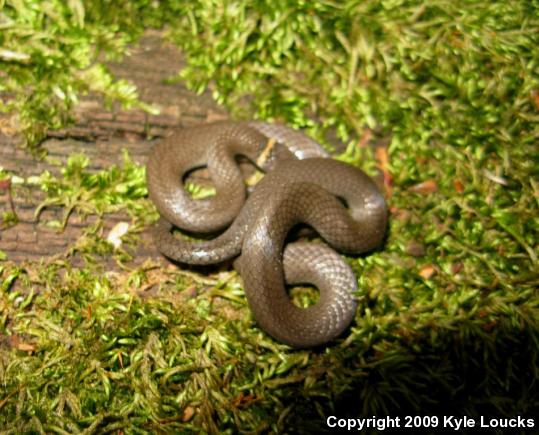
[531,89,539,111]
[181,406,195,422]
[375,147,392,197]
[418,265,436,279]
[451,263,464,274]
[10,335,36,353]
[409,179,438,194]
[107,222,130,249]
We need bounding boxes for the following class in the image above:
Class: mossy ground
[1,1,538,433]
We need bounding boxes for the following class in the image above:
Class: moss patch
[1,0,538,432]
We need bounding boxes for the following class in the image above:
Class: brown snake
[146,121,387,348]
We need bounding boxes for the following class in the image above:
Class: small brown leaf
[451,262,464,275]
[409,179,438,194]
[231,392,259,408]
[418,265,436,279]
[375,147,392,197]
[531,89,539,111]
[453,179,464,193]
[181,406,195,422]
[10,335,36,353]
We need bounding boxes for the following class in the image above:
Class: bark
[0,31,227,267]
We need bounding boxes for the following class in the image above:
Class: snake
[146,121,387,348]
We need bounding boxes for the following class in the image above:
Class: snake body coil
[146,121,387,348]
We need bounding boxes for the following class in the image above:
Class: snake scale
[146,121,387,348]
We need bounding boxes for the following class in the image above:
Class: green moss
[0,0,159,146]
[1,0,538,432]
[32,151,149,227]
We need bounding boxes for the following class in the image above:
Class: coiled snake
[146,121,387,348]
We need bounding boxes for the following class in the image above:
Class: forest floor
[1,2,537,433]
[1,30,228,266]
